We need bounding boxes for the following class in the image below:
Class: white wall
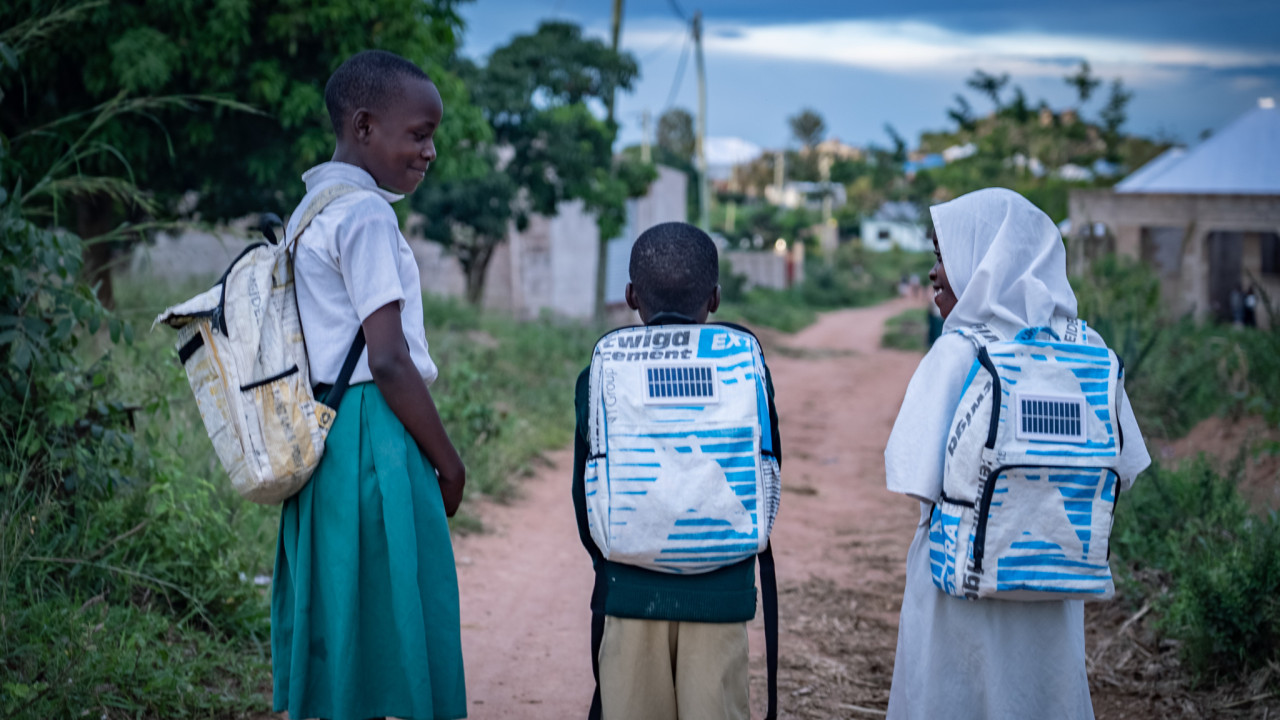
[861,220,930,253]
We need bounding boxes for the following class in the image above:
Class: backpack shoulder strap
[954,323,1001,352]
[287,183,365,251]
[760,542,779,720]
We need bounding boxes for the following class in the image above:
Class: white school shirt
[288,161,438,387]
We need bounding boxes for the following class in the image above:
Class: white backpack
[154,184,365,504]
[584,322,781,574]
[930,319,1125,601]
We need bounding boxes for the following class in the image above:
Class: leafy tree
[1000,86,1032,124]
[1099,79,1134,161]
[966,69,1009,112]
[414,21,655,305]
[1065,60,1102,108]
[0,0,485,305]
[788,108,826,149]
[947,94,976,131]
[883,124,908,164]
[657,107,695,164]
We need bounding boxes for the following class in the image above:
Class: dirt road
[454,298,926,719]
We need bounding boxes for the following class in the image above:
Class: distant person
[883,189,1151,719]
[272,50,468,720]
[908,272,922,299]
[571,222,783,720]
[1244,284,1259,327]
[1230,284,1245,326]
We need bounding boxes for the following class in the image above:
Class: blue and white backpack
[584,322,781,574]
[930,319,1125,601]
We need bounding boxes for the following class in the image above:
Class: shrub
[881,308,928,351]
[1111,456,1280,681]
[1072,254,1280,436]
[1,203,270,716]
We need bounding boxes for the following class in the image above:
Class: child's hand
[435,456,466,517]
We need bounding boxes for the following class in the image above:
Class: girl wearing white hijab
[884,188,1150,719]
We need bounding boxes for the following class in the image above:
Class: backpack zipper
[972,463,1121,573]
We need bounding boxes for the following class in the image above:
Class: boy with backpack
[572,221,782,720]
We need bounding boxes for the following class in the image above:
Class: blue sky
[456,0,1280,163]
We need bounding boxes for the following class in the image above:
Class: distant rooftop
[1115,98,1279,195]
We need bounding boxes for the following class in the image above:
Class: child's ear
[625,282,640,311]
[350,108,373,143]
[707,285,721,315]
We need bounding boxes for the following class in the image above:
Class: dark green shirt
[571,335,782,623]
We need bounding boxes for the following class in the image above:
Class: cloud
[625,18,1280,85]
[705,136,763,166]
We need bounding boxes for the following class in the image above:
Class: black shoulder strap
[588,607,605,720]
[761,542,779,720]
[320,326,366,409]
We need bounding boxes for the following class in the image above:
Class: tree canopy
[0,0,486,221]
[788,108,826,149]
[414,20,654,304]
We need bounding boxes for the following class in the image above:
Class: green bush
[1111,457,1280,681]
[1072,255,1280,436]
[2,600,266,718]
[716,288,817,334]
[1,206,270,716]
[881,308,929,351]
[421,294,604,502]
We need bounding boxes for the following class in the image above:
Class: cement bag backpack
[153,184,365,504]
[930,319,1124,601]
[584,321,781,573]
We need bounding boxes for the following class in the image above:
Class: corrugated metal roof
[1116,99,1279,194]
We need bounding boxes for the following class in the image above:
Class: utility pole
[606,0,625,124]
[774,150,785,199]
[597,0,626,322]
[693,10,710,232]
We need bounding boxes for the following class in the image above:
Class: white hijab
[885,188,1148,502]
[933,187,1076,338]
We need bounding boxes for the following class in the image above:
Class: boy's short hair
[325,50,432,138]
[629,222,719,317]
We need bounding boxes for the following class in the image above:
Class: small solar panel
[1015,393,1086,443]
[645,365,718,404]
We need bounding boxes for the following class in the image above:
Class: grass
[881,307,929,351]
[0,270,606,717]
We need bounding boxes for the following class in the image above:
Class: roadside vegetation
[719,245,934,333]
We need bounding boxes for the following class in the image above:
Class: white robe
[884,189,1151,720]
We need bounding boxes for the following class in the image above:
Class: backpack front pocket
[594,422,767,573]
[970,465,1119,600]
[237,364,325,502]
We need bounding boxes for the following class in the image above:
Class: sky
[456,0,1280,166]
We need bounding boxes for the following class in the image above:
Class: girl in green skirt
[273,50,468,720]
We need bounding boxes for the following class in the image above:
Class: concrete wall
[724,244,805,291]
[128,165,689,321]
[1069,190,1280,326]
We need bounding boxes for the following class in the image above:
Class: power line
[662,34,691,112]
[666,0,689,22]
[638,25,687,64]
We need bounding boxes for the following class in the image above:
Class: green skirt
[272,383,467,720]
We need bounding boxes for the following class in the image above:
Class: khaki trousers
[598,615,749,720]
